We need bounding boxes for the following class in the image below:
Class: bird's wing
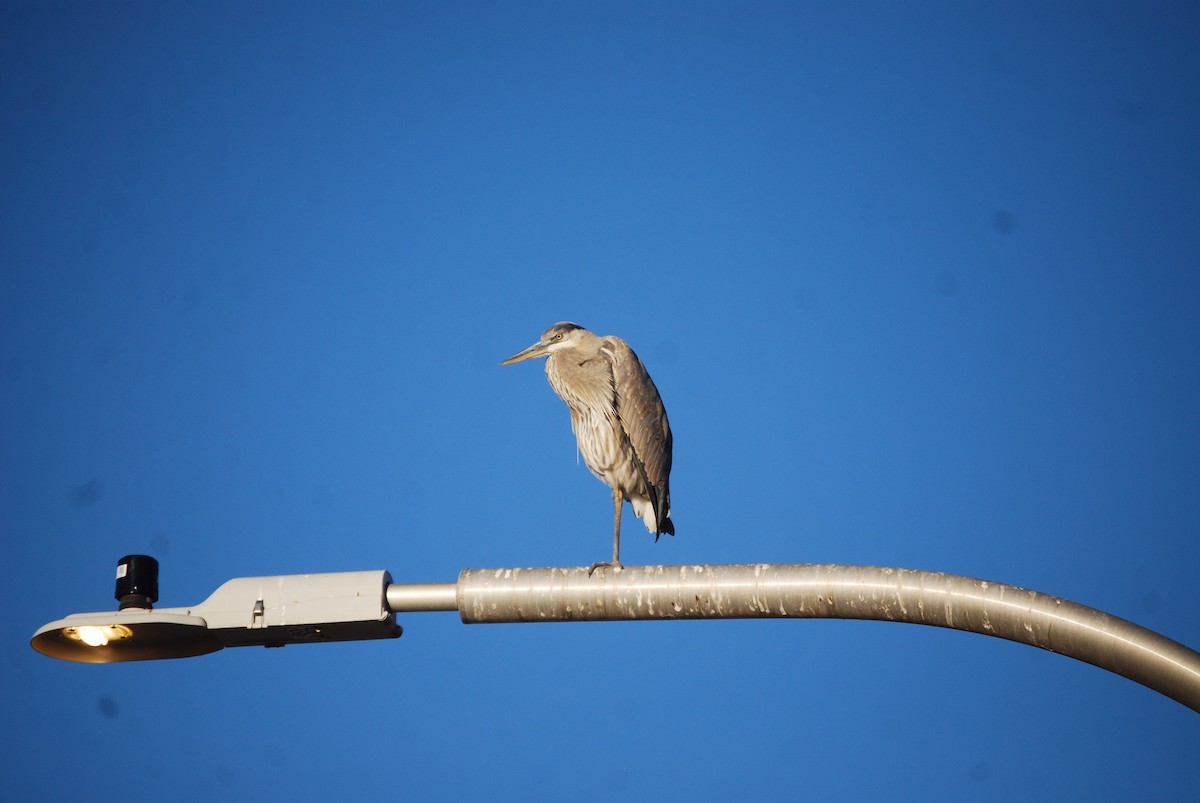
[602,336,673,515]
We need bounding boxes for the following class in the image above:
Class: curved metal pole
[386,563,1200,712]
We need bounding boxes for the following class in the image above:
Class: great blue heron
[501,322,673,569]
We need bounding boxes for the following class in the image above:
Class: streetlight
[30,555,399,663]
[31,556,1200,713]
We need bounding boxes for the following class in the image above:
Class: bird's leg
[612,487,623,567]
[589,489,624,575]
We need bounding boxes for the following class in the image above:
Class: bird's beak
[500,339,550,366]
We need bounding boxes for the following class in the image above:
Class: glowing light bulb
[77,626,109,647]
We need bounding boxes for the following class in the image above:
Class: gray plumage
[501,322,673,567]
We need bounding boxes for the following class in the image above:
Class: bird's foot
[588,561,622,576]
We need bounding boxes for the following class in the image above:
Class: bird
[501,322,673,569]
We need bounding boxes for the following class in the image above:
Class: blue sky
[3,1,1198,799]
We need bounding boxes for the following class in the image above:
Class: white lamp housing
[32,570,400,663]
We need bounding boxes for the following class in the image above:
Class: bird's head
[500,322,590,365]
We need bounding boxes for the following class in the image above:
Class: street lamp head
[30,557,400,663]
[32,611,221,663]
[32,555,220,662]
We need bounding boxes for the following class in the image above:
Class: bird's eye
[553,333,563,341]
